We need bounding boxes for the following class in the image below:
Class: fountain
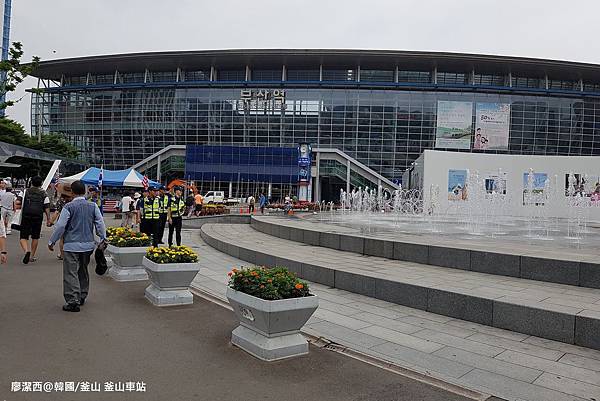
[323,168,600,250]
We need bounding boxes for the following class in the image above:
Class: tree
[0,115,79,178]
[30,133,79,159]
[0,42,40,110]
[0,117,78,158]
[0,117,30,145]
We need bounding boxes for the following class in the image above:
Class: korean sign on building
[238,89,287,112]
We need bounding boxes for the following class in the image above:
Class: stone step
[250,215,600,290]
[200,223,600,351]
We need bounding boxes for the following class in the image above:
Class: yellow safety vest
[158,194,169,214]
[170,197,185,218]
[142,197,160,220]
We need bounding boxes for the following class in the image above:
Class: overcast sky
[8,0,600,131]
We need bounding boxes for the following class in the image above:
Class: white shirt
[121,196,133,212]
[0,191,15,210]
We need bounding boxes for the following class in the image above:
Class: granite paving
[183,229,600,401]
[204,223,600,327]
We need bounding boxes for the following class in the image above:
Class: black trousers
[158,213,168,243]
[141,219,159,246]
[168,216,182,246]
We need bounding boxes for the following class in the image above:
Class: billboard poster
[474,103,511,150]
[435,101,473,149]
[522,172,548,205]
[484,171,507,195]
[448,169,468,201]
[564,173,600,197]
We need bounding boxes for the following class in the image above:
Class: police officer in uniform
[157,186,170,244]
[139,186,160,246]
[167,186,185,247]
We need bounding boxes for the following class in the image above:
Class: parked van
[203,191,225,204]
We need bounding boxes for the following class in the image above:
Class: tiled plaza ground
[203,223,600,343]
[185,228,600,401]
[1,229,477,401]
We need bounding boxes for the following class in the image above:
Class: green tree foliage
[0,41,40,110]
[0,117,29,145]
[30,133,79,159]
[0,117,78,158]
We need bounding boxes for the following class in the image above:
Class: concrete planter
[106,244,148,281]
[142,257,201,307]
[226,287,319,361]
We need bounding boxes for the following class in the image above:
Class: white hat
[134,192,141,199]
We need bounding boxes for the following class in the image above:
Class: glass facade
[31,53,600,184]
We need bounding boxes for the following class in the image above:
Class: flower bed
[199,204,228,216]
[226,266,317,361]
[227,266,310,300]
[145,245,198,264]
[142,246,200,306]
[107,227,152,248]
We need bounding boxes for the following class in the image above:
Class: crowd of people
[0,178,293,313]
[0,177,196,313]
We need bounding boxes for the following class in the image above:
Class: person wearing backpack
[20,176,51,264]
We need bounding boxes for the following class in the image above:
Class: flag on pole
[98,165,104,189]
[98,165,104,214]
[142,175,149,190]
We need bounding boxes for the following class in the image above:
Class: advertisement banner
[474,103,510,150]
[522,172,548,205]
[435,101,473,149]
[448,169,468,201]
[484,171,507,195]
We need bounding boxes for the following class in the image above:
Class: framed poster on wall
[435,101,473,149]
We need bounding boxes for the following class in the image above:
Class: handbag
[94,241,108,275]
[10,209,21,231]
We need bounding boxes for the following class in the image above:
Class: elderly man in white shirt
[0,185,16,235]
[120,193,134,228]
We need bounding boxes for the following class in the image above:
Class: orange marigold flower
[250,271,259,276]
[295,283,304,290]
[267,279,273,283]
[232,268,238,273]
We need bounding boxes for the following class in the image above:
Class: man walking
[0,185,16,234]
[20,176,51,264]
[120,192,134,228]
[194,191,203,216]
[167,186,185,247]
[247,194,255,214]
[48,180,106,312]
[259,192,267,214]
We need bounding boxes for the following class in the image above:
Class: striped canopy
[59,167,160,188]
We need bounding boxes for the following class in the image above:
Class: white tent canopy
[59,167,159,188]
